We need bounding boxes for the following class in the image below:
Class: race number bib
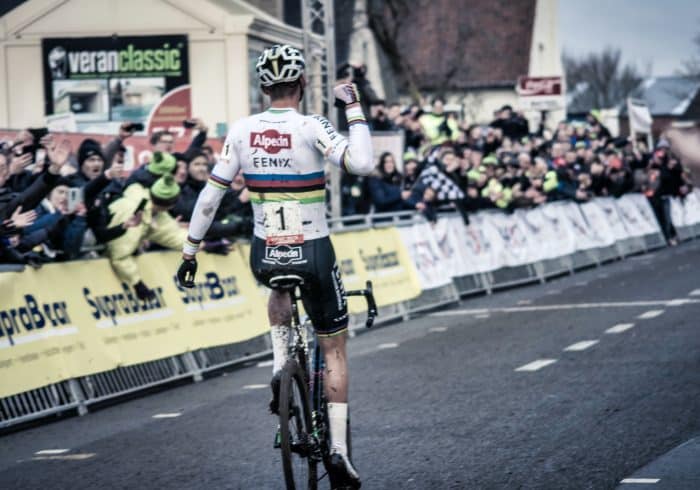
[263,201,304,246]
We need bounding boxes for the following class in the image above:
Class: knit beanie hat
[482,154,498,165]
[150,174,181,207]
[146,151,176,176]
[77,138,104,167]
[403,151,418,163]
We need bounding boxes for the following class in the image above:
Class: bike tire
[279,360,317,490]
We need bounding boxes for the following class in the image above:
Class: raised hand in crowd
[118,121,138,141]
[4,206,37,230]
[9,152,33,176]
[46,138,71,174]
[105,161,125,181]
[191,117,208,133]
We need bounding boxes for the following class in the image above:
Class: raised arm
[312,83,374,176]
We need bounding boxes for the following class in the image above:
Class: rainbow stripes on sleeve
[346,103,367,127]
[207,173,232,190]
[243,171,326,204]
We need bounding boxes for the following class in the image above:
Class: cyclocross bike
[268,275,377,490]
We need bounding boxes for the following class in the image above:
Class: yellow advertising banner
[332,228,422,313]
[0,230,421,398]
[0,246,268,398]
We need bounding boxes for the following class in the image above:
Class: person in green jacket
[105,174,186,301]
[419,97,460,146]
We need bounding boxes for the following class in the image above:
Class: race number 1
[263,201,304,245]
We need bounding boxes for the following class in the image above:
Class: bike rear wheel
[279,360,317,490]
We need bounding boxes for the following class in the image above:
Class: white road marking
[152,413,182,419]
[32,453,95,461]
[564,340,599,352]
[428,327,448,333]
[517,300,532,305]
[606,323,635,334]
[544,289,560,295]
[515,359,557,372]
[689,289,700,297]
[242,384,268,390]
[256,360,274,368]
[429,300,697,317]
[637,310,664,320]
[377,343,399,350]
[667,298,692,306]
[620,478,660,484]
[35,449,69,455]
[575,281,588,287]
[474,314,490,319]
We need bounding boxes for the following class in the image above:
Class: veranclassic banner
[42,35,190,133]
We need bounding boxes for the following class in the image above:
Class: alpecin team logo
[250,129,292,154]
[264,245,306,265]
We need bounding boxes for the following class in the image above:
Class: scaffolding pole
[301,0,340,219]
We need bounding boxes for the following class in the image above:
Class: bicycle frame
[282,281,377,466]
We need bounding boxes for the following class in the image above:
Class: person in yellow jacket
[419,97,460,146]
[481,178,513,209]
[105,174,186,301]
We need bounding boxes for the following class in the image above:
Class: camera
[125,122,144,132]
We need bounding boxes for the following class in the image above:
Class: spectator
[104,174,186,301]
[368,152,413,213]
[0,138,71,264]
[335,62,381,131]
[489,105,529,142]
[419,97,459,146]
[170,151,247,240]
[370,101,397,131]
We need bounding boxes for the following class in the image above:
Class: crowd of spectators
[342,94,693,244]
[0,120,252,300]
[1,78,695,293]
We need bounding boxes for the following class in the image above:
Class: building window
[283,0,302,27]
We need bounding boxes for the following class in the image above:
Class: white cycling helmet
[256,44,305,87]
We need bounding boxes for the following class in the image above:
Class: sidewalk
[617,437,700,489]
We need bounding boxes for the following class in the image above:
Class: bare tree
[679,32,700,78]
[366,0,471,103]
[563,47,642,108]
[366,0,422,102]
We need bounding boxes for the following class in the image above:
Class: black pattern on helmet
[256,44,305,87]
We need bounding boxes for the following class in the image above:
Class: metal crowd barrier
[0,202,693,430]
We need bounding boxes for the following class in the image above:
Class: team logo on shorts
[264,245,306,265]
[250,129,291,154]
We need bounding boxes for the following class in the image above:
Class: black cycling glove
[177,258,197,288]
[134,280,156,301]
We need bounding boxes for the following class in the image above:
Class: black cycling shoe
[269,371,282,415]
[328,451,361,489]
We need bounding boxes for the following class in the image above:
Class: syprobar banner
[0,248,268,398]
[41,35,190,134]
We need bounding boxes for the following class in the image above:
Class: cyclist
[176,44,373,488]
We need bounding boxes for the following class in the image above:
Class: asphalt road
[1,241,699,489]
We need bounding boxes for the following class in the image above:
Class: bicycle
[268,274,377,490]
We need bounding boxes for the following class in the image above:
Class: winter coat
[104,184,186,286]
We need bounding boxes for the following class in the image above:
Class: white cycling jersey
[183,104,373,255]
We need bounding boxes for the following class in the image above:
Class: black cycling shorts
[250,236,349,336]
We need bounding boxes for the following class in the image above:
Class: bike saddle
[269,274,305,291]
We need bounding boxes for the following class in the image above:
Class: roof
[624,76,700,116]
[568,76,700,118]
[372,0,535,91]
[0,0,26,17]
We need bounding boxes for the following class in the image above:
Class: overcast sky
[559,0,700,76]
